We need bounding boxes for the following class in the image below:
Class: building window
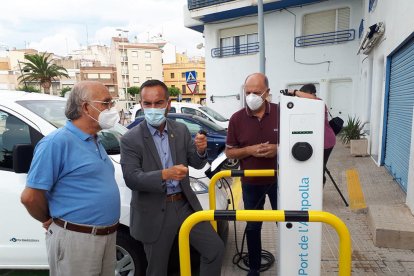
[171,85,175,88]
[171,73,175,79]
[181,72,186,78]
[203,85,206,90]
[182,85,186,93]
[132,64,139,70]
[302,7,350,36]
[108,86,115,92]
[203,72,205,78]
[131,51,138,57]
[133,77,139,83]
[100,73,111,79]
[87,73,99,79]
[145,51,151,58]
[145,64,152,71]
[217,24,259,56]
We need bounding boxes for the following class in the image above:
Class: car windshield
[199,106,228,122]
[17,100,127,155]
[17,100,67,128]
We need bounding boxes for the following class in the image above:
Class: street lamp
[116,28,129,101]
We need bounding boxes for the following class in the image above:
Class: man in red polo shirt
[225,72,279,276]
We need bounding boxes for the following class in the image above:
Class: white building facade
[111,37,163,100]
[185,0,414,210]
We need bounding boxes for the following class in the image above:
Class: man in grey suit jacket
[120,80,224,276]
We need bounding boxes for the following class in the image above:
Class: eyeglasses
[90,100,116,110]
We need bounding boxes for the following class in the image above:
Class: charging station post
[278,94,325,275]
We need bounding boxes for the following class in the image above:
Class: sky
[0,0,205,57]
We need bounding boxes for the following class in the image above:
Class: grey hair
[65,82,92,120]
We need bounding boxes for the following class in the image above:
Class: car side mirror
[13,144,34,173]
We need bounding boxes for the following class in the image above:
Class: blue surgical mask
[144,107,167,127]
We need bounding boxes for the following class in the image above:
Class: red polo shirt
[226,102,279,184]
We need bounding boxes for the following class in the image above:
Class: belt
[166,192,185,202]
[53,218,118,235]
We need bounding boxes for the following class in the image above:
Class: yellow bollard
[179,210,351,276]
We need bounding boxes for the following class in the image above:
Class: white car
[130,102,229,129]
[0,91,229,275]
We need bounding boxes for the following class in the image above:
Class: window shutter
[303,10,336,36]
[337,7,350,30]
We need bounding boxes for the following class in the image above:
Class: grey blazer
[120,119,207,243]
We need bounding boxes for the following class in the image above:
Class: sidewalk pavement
[221,140,414,275]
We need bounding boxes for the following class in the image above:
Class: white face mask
[88,105,120,129]
[246,92,265,111]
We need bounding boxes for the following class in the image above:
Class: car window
[199,106,228,122]
[135,109,145,118]
[0,112,32,169]
[181,107,208,120]
[169,107,176,113]
[174,118,202,135]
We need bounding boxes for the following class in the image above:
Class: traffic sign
[185,71,197,84]
[187,83,197,94]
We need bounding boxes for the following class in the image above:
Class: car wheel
[116,229,147,276]
[222,158,240,170]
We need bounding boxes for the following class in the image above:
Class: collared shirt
[27,120,120,226]
[226,102,279,184]
[146,122,182,195]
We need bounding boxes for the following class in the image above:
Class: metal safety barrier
[179,210,352,276]
[208,169,276,230]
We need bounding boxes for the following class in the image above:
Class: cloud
[0,0,204,56]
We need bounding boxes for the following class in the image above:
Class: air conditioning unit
[357,22,385,55]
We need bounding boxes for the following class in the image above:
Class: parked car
[129,102,229,129]
[0,91,229,275]
[127,113,240,169]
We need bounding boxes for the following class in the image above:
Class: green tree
[18,53,69,94]
[168,86,181,97]
[60,86,72,97]
[127,86,140,99]
[16,85,40,93]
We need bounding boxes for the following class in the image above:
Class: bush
[60,86,72,97]
[339,116,366,144]
[17,85,40,93]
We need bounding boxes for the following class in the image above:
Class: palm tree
[18,53,69,94]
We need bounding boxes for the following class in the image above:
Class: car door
[0,110,48,268]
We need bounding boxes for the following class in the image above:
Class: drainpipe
[258,0,265,74]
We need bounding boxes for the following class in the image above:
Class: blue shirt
[27,121,120,226]
[146,122,182,195]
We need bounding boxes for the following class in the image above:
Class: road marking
[228,177,242,210]
[346,169,367,210]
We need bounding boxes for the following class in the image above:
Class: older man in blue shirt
[21,81,121,276]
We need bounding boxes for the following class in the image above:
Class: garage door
[384,36,414,192]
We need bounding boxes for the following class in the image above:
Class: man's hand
[194,132,207,155]
[251,142,277,158]
[42,218,52,230]
[162,164,188,181]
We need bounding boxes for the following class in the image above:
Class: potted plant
[339,116,368,156]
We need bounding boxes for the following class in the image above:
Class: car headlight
[189,177,209,194]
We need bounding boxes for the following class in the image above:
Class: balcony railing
[188,0,235,10]
[211,42,259,58]
[295,29,355,47]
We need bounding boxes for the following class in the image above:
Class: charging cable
[220,178,275,272]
